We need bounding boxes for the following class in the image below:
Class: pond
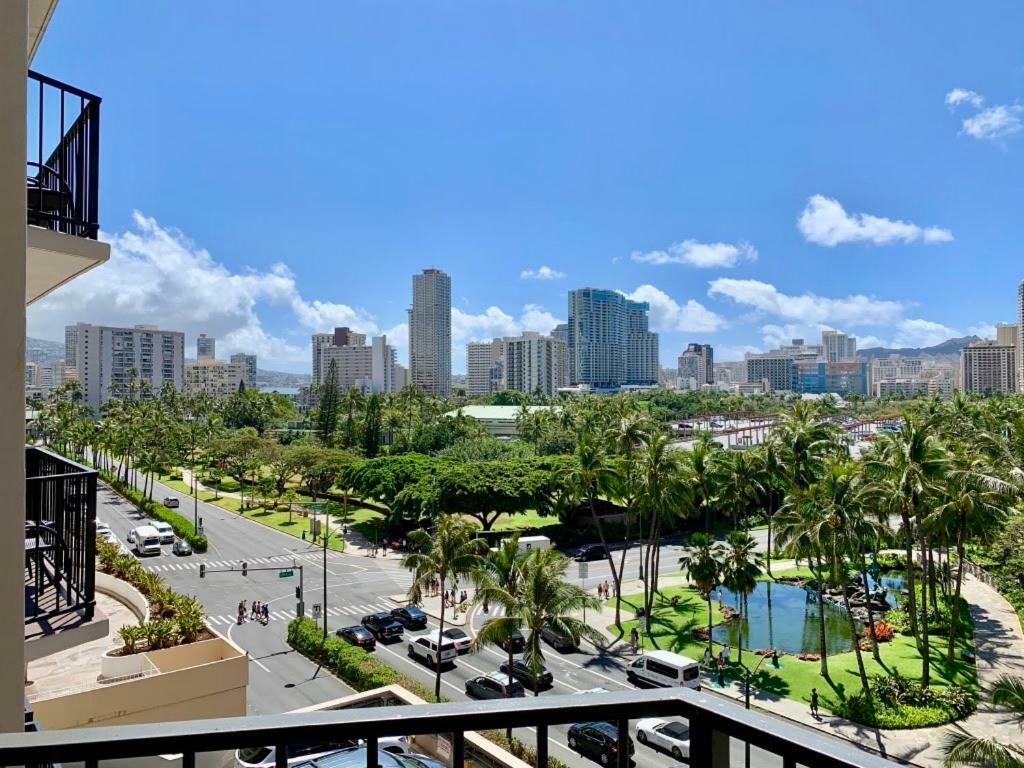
[709,579,885,657]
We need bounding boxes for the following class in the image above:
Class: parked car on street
[390,605,428,630]
[360,612,403,642]
[407,631,457,668]
[635,718,689,762]
[151,520,175,543]
[289,747,412,768]
[172,538,192,556]
[572,544,607,562]
[465,672,525,700]
[238,738,412,768]
[541,623,578,652]
[498,659,553,689]
[567,722,634,766]
[441,627,472,654]
[336,625,375,651]
[163,497,179,508]
[497,628,525,653]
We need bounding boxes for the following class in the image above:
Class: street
[100,474,786,768]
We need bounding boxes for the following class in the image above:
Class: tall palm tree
[679,532,723,657]
[402,516,485,701]
[716,449,765,534]
[942,675,1024,767]
[687,433,722,532]
[475,548,600,696]
[719,531,763,665]
[771,400,844,492]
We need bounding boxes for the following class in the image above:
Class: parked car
[172,538,192,556]
[541,623,577,652]
[465,672,526,700]
[360,612,403,642]
[151,520,175,543]
[336,625,376,651]
[497,628,525,653]
[407,631,457,668]
[390,605,428,630]
[98,529,118,545]
[567,722,634,766]
[575,687,610,695]
[396,754,447,768]
[235,738,412,768]
[572,544,607,562]
[441,627,472,654]
[498,658,553,689]
[635,718,689,762]
[163,496,179,508]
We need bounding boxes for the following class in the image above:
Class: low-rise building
[443,405,555,437]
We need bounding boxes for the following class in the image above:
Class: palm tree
[716,449,765,534]
[719,531,763,665]
[679,532,723,657]
[771,400,844,492]
[942,675,1024,767]
[402,515,485,701]
[476,547,600,697]
[687,433,722,532]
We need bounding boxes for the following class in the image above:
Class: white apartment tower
[320,334,397,394]
[311,333,334,387]
[230,352,257,383]
[66,323,185,410]
[502,332,567,397]
[466,340,503,395]
[821,330,857,362]
[409,268,452,396]
[184,358,248,399]
[960,335,1017,394]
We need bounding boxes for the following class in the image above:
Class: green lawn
[490,509,560,532]
[158,474,219,502]
[609,586,976,716]
[210,497,347,552]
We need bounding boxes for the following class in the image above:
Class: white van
[128,525,162,556]
[151,520,175,543]
[408,630,457,668]
[515,535,551,553]
[627,650,701,690]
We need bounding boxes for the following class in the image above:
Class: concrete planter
[95,570,149,623]
[100,648,156,680]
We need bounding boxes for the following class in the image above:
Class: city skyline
[23,3,1024,373]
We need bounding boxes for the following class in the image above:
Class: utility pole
[322,504,329,640]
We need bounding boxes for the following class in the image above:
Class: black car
[171,538,192,556]
[572,544,608,562]
[465,673,526,700]
[567,722,635,766]
[390,605,428,630]
[497,628,525,653]
[541,624,578,652]
[360,612,403,642]
[336,625,376,650]
[498,659,553,689]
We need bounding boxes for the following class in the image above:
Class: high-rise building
[567,288,657,389]
[821,330,856,362]
[321,335,398,394]
[66,322,185,410]
[311,333,334,387]
[466,340,503,395]
[501,332,567,397]
[333,327,366,348]
[1018,281,1024,392]
[744,354,797,392]
[229,353,257,383]
[409,268,451,396]
[960,337,1017,394]
[677,343,714,389]
[196,333,215,361]
[997,322,1019,349]
[184,358,248,399]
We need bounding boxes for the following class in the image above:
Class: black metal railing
[25,446,97,624]
[26,71,100,239]
[0,689,900,768]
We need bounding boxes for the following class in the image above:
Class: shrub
[885,608,911,634]
[99,468,208,552]
[864,621,895,642]
[835,672,977,728]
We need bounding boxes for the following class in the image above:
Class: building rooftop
[444,405,553,420]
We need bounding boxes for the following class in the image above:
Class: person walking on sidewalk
[629,627,639,654]
[237,600,246,625]
[262,603,269,625]
[810,688,820,719]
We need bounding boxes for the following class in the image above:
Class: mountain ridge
[857,335,981,360]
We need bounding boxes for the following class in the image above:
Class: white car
[235,737,411,768]
[150,520,175,543]
[574,687,610,695]
[636,718,689,762]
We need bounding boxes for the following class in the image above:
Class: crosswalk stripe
[271,612,287,621]
[206,615,221,625]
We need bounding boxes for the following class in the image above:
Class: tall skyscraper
[625,300,659,386]
[677,343,714,388]
[321,334,398,394]
[567,288,657,389]
[821,330,856,362]
[501,332,567,397]
[66,322,185,410]
[196,333,215,361]
[409,268,452,396]
[230,353,258,383]
[1018,281,1024,392]
[466,340,503,395]
[961,336,1016,394]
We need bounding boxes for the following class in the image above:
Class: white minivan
[627,650,701,690]
[408,630,457,668]
[128,525,162,556]
[151,520,175,543]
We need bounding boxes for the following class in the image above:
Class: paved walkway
[590,573,1024,767]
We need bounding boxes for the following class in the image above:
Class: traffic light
[199,563,206,578]
[242,561,248,577]
[295,586,301,600]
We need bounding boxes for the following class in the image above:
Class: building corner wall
[0,0,28,733]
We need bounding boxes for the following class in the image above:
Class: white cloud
[967,322,997,340]
[857,319,959,349]
[962,104,1024,141]
[520,304,561,333]
[27,211,382,369]
[715,344,764,362]
[452,306,519,345]
[623,285,725,333]
[945,88,985,109]
[630,239,757,269]
[708,278,906,327]
[520,265,565,280]
[797,195,953,247]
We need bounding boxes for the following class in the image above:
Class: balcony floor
[25,572,109,662]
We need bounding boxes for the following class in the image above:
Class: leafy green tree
[719,531,763,665]
[679,532,723,657]
[362,393,383,458]
[942,675,1024,767]
[316,359,341,447]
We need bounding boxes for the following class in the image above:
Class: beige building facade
[183,358,248,399]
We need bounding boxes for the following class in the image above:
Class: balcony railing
[25,446,97,624]
[26,71,100,239]
[0,689,900,768]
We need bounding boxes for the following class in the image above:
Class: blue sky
[26,2,1024,373]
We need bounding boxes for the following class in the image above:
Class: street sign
[313,603,321,619]
[578,562,588,580]
[639,617,648,632]
[279,569,294,578]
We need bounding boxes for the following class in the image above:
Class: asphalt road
[99,471,788,768]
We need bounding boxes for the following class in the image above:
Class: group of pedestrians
[237,599,269,625]
[596,580,614,599]
[442,589,468,607]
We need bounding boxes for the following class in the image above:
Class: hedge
[100,468,209,552]
[287,618,569,768]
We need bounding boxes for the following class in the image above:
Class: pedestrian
[482,598,489,614]
[703,646,713,669]
[460,590,467,604]
[722,643,731,663]
[237,600,246,625]
[251,600,259,620]
[262,603,269,624]
[771,648,780,669]
[629,627,639,654]
[716,655,725,687]
[381,539,388,557]
[597,583,604,600]
[810,688,819,718]
[603,580,610,599]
